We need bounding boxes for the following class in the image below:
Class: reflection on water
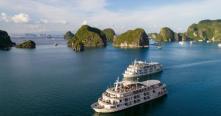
[93,96,167,116]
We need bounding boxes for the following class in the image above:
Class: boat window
[111,106,116,108]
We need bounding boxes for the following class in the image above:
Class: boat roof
[122,80,160,86]
[106,80,161,95]
[140,80,161,86]
[133,60,160,65]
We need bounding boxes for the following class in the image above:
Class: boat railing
[102,92,120,100]
[98,98,111,105]
[98,98,119,106]
[92,103,104,109]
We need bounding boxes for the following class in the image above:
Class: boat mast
[136,78,139,89]
[114,77,119,91]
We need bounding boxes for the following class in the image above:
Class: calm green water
[0,42,221,116]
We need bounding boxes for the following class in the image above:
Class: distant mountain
[25,33,38,37]
[64,31,74,40]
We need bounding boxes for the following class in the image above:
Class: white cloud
[39,19,48,24]
[75,0,107,12]
[55,20,68,25]
[82,20,88,25]
[39,19,68,25]
[11,13,30,23]
[1,12,9,22]
[0,0,221,33]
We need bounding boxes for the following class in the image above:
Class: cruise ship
[123,60,163,78]
[91,79,167,113]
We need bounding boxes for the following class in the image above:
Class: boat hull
[123,69,162,78]
[91,91,167,113]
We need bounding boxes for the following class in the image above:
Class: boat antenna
[115,77,119,91]
[134,59,137,65]
[136,78,139,89]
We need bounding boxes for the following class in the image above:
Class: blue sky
[0,0,220,34]
[106,0,188,11]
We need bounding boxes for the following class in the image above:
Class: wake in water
[165,59,221,69]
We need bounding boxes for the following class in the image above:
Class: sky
[0,0,221,34]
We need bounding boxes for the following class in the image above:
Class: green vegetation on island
[16,40,36,49]
[176,33,189,41]
[159,27,175,42]
[149,27,189,42]
[64,31,74,40]
[150,20,221,42]
[103,28,116,42]
[72,41,84,52]
[186,19,221,42]
[0,30,15,50]
[67,25,107,52]
[64,19,221,52]
[113,28,149,48]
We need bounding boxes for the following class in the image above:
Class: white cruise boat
[91,79,167,113]
[123,60,162,78]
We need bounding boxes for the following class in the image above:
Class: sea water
[0,39,221,116]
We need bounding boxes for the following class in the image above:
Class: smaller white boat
[155,42,162,49]
[206,40,211,43]
[198,40,203,42]
[190,41,193,45]
[179,41,184,45]
[157,45,162,49]
[123,60,163,78]
[218,43,221,48]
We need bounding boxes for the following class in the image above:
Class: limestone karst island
[1,0,221,116]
